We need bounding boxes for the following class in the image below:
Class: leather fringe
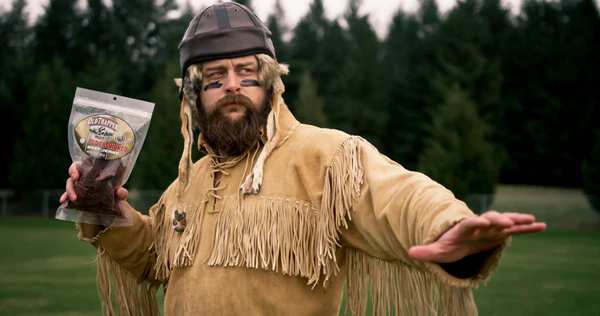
[345,249,477,316]
[151,196,205,281]
[96,247,160,316]
[209,136,364,287]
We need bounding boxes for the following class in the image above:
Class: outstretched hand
[408,211,546,263]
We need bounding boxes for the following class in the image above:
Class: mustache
[215,94,255,110]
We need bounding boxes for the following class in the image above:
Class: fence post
[42,190,49,218]
[0,190,14,216]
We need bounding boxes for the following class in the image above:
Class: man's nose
[223,72,241,93]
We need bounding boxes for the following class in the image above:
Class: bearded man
[60,2,545,315]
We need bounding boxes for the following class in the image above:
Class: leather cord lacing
[200,135,263,205]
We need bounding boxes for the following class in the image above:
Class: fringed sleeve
[76,201,164,316]
[340,139,507,316]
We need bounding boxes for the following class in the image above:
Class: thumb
[408,244,439,262]
[115,187,129,201]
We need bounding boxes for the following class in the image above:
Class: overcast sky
[5,0,528,38]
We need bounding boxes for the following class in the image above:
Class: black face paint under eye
[203,81,223,91]
[240,79,260,87]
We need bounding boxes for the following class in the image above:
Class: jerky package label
[74,114,135,160]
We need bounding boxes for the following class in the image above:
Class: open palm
[408,211,546,263]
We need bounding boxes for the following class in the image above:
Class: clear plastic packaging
[56,87,154,227]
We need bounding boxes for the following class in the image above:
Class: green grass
[475,231,600,316]
[1,185,599,315]
[0,217,100,316]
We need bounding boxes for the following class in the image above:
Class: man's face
[199,55,267,122]
[195,55,271,157]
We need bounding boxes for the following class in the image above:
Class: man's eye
[206,72,222,79]
[240,68,256,75]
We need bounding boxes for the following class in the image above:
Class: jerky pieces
[68,157,126,216]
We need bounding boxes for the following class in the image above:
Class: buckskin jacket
[77,102,505,316]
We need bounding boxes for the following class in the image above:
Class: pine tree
[294,71,328,127]
[32,0,83,72]
[419,0,441,34]
[479,0,512,58]
[313,20,350,120]
[289,0,327,62]
[155,2,194,72]
[428,0,505,165]
[9,58,74,190]
[476,0,513,150]
[0,0,29,56]
[126,1,193,190]
[79,0,112,62]
[128,61,182,190]
[418,83,501,211]
[0,0,31,188]
[333,0,385,147]
[287,0,329,106]
[499,0,599,186]
[107,0,174,96]
[76,57,122,93]
[381,9,430,168]
[266,0,289,61]
[554,0,600,186]
[307,0,328,35]
[435,0,503,112]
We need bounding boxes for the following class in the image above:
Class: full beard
[197,94,270,158]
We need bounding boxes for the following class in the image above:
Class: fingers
[460,212,512,243]
[505,222,547,235]
[115,187,129,201]
[60,162,82,204]
[59,179,77,204]
[456,216,491,235]
[502,212,536,225]
[59,192,67,204]
[68,162,81,180]
[66,178,77,201]
[481,211,514,229]
[482,211,546,234]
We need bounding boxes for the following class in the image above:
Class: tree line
[0,0,599,208]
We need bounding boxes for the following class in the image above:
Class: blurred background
[0,0,598,315]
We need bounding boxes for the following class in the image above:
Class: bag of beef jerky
[56,87,154,227]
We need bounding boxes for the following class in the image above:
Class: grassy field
[475,231,600,315]
[1,185,599,315]
[0,217,100,316]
